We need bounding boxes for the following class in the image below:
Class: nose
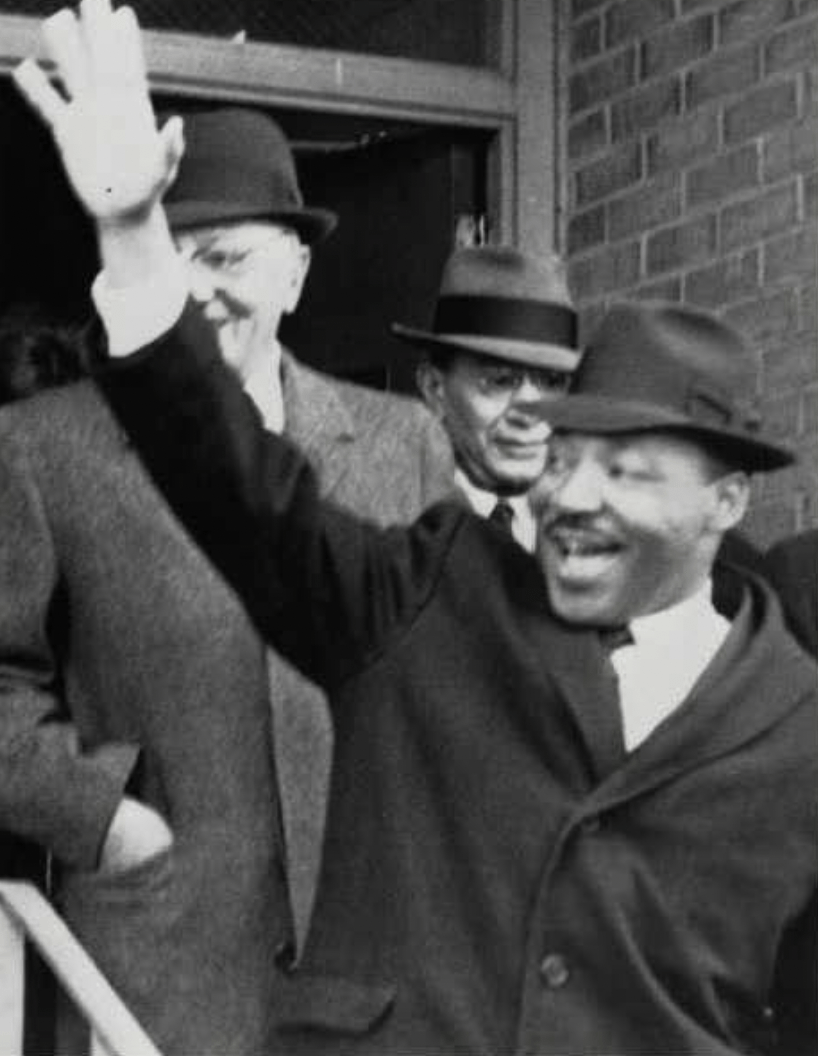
[505,376,551,428]
[549,457,604,514]
[183,259,217,305]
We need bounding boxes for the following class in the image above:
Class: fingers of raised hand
[12,59,66,129]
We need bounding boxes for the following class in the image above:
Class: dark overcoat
[99,306,818,1056]
[0,382,290,1054]
[764,529,818,658]
[273,351,455,942]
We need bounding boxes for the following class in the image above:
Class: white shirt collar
[612,578,731,751]
[627,578,720,647]
[454,469,537,552]
[243,339,285,434]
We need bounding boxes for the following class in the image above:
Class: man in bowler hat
[400,245,579,550]
[18,4,817,1052]
[157,104,454,946]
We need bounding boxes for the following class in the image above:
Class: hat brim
[542,394,795,471]
[166,200,338,245]
[391,323,580,373]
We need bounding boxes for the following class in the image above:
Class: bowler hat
[543,301,794,471]
[165,107,337,244]
[392,246,580,372]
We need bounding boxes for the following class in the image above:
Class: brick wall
[563,0,818,543]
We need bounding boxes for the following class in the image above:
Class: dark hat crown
[392,245,580,372]
[165,107,336,243]
[544,301,793,472]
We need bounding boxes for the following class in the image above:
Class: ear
[710,471,751,533]
[282,243,311,314]
[416,360,447,420]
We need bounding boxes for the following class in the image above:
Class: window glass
[1,0,501,68]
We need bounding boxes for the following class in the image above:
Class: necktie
[599,624,634,653]
[489,499,515,537]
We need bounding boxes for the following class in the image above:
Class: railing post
[0,898,25,1054]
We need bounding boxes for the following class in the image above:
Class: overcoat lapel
[281,352,356,499]
[542,618,626,783]
[585,579,812,809]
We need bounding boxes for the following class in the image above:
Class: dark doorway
[0,82,489,393]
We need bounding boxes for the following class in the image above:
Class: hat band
[433,295,577,349]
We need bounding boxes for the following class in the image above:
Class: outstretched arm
[15,0,462,690]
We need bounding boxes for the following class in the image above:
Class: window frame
[0,0,559,255]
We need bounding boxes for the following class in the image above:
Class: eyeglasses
[177,229,302,280]
[474,363,571,397]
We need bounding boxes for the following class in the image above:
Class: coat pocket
[272,971,396,1035]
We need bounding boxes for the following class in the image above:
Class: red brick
[642,15,714,79]
[568,109,608,160]
[647,214,717,274]
[570,49,637,113]
[572,16,603,62]
[687,145,760,208]
[572,0,608,19]
[575,143,643,206]
[761,333,818,391]
[721,182,799,251]
[682,0,725,9]
[628,277,683,300]
[605,0,676,48]
[803,386,818,432]
[801,282,818,331]
[760,390,802,438]
[764,228,818,283]
[684,43,760,109]
[764,15,818,72]
[764,118,818,181]
[569,240,642,298]
[719,0,795,47]
[611,78,681,141]
[724,80,798,145]
[646,109,719,174]
[806,170,818,217]
[685,249,760,306]
[609,172,681,240]
[568,205,606,254]
[744,501,798,543]
[727,288,799,343]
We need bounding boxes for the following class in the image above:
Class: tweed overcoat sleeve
[98,304,461,691]
[0,427,137,868]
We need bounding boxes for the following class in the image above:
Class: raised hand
[13,0,183,227]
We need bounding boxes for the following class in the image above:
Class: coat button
[540,953,570,989]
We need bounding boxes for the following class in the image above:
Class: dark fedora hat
[165,107,337,244]
[543,301,794,471]
[392,245,580,372]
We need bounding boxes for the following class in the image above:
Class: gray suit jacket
[275,352,455,945]
[0,383,289,1054]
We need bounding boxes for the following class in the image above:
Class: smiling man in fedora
[398,246,579,550]
[17,5,817,1051]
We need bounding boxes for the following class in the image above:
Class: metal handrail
[0,880,161,1056]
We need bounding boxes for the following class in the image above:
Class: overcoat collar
[541,568,814,805]
[281,350,356,498]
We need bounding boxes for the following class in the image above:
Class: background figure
[764,528,818,657]
[404,246,579,551]
[0,303,86,401]
[162,106,454,945]
[0,308,86,1056]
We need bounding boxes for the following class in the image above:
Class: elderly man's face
[533,430,748,626]
[175,220,310,382]
[417,352,570,494]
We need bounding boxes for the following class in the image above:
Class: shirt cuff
[92,252,190,358]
